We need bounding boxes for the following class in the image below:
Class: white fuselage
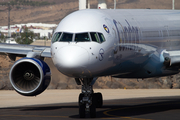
[51,9,180,78]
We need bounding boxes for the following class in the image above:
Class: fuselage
[51,9,180,78]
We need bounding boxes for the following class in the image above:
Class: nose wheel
[77,78,103,118]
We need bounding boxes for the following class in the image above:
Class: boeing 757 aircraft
[0,9,180,118]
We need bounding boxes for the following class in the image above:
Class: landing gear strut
[76,78,103,118]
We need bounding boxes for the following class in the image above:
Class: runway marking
[101,114,151,120]
[0,115,69,118]
[103,105,153,120]
[101,117,150,120]
[103,100,180,120]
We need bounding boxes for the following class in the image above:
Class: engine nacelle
[9,57,51,96]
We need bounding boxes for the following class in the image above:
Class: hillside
[0,0,180,26]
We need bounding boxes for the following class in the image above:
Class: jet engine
[9,57,51,96]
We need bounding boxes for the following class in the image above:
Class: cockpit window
[52,32,62,43]
[54,32,106,43]
[90,32,100,43]
[75,33,90,42]
[59,33,73,42]
[98,33,106,43]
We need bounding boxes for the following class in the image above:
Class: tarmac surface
[1,89,180,120]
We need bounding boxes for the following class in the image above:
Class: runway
[1,89,180,120]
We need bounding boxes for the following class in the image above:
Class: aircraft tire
[95,92,103,108]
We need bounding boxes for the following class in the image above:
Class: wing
[0,43,51,60]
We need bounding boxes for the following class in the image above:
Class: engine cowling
[9,57,51,96]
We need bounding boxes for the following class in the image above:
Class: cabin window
[59,33,73,42]
[90,32,100,43]
[75,33,90,42]
[98,33,106,43]
[52,32,62,43]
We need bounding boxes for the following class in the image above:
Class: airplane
[0,9,180,118]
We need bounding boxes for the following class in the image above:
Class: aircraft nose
[56,46,90,77]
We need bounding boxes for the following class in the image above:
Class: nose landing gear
[76,78,103,118]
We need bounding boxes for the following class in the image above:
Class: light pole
[114,0,116,9]
[8,2,11,39]
[172,0,175,10]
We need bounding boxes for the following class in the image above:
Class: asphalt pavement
[1,89,180,120]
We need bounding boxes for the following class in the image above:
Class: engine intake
[9,58,51,96]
